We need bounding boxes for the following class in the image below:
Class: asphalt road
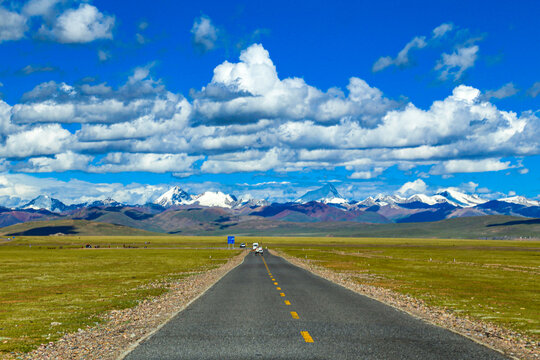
[124,250,509,360]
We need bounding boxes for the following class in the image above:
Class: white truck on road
[252,243,263,255]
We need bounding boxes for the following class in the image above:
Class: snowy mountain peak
[191,191,238,208]
[21,195,67,213]
[436,189,487,207]
[499,196,540,207]
[239,198,270,207]
[406,194,450,206]
[87,198,123,208]
[359,191,485,208]
[358,196,377,206]
[296,184,348,204]
[379,194,406,204]
[154,187,240,208]
[359,194,405,206]
[155,186,192,207]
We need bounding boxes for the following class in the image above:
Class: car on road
[252,242,259,250]
[256,246,263,255]
[239,243,246,248]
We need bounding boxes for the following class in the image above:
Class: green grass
[1,235,538,354]
[264,237,540,340]
[0,238,240,354]
[3,235,231,248]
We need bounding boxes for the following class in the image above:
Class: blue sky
[0,0,538,205]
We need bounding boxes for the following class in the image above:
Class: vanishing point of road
[124,251,509,360]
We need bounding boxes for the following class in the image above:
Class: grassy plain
[1,235,538,354]
[0,237,240,354]
[3,234,227,248]
[262,237,540,340]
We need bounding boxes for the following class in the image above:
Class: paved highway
[124,251,509,360]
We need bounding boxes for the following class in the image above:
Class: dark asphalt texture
[124,251,509,360]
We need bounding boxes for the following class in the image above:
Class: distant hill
[0,208,60,228]
[0,219,161,237]
[252,202,390,223]
[0,215,537,239]
[176,215,540,239]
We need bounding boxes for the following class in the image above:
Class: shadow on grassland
[487,218,540,227]
[6,226,78,236]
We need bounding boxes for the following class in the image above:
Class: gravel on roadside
[5,251,246,360]
[271,249,539,360]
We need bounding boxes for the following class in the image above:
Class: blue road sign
[227,236,235,244]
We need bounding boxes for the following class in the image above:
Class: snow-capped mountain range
[358,190,487,208]
[19,196,123,213]
[154,186,239,208]
[6,184,540,224]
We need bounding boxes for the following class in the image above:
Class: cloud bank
[0,43,537,188]
[0,1,114,44]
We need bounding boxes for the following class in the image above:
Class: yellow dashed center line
[261,256,271,273]
[261,254,313,344]
[301,331,314,343]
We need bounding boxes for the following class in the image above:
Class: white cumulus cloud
[90,153,202,173]
[16,151,93,172]
[527,82,540,98]
[191,15,217,53]
[429,158,511,175]
[0,124,73,158]
[194,44,394,126]
[435,45,478,81]
[23,0,61,17]
[372,36,427,72]
[201,148,285,174]
[39,3,114,43]
[397,179,427,195]
[484,82,519,100]
[349,167,384,180]
[0,7,27,42]
[432,23,453,38]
